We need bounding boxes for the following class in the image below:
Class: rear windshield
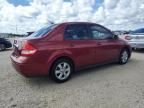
[131,28,144,33]
[28,24,57,38]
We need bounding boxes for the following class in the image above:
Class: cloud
[104,0,119,9]
[102,0,144,30]
[0,0,144,34]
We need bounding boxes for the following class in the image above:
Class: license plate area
[13,45,20,57]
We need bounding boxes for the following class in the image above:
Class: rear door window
[65,24,90,40]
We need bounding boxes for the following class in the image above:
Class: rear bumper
[10,54,49,77]
[129,42,144,48]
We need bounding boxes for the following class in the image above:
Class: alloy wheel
[55,62,71,80]
[121,50,128,63]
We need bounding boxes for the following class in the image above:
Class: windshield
[28,24,57,38]
[131,28,144,34]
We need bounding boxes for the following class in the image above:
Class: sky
[0,0,144,34]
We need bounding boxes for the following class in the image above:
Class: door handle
[70,44,75,47]
[97,42,102,45]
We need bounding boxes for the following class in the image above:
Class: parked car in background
[123,28,144,49]
[0,38,12,51]
[113,30,130,36]
[11,22,131,83]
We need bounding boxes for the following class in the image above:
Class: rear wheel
[119,49,129,64]
[50,59,73,83]
[0,44,6,51]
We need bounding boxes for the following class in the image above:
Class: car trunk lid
[13,38,37,57]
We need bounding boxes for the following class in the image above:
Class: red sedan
[11,22,132,83]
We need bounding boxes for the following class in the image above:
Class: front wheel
[50,59,73,83]
[119,49,129,64]
[0,44,6,51]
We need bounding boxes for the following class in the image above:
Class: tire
[50,59,73,83]
[0,44,6,51]
[119,49,129,64]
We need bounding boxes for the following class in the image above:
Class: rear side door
[64,24,96,67]
[88,24,120,63]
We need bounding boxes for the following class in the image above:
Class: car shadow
[0,48,12,52]
[132,49,144,53]
[6,48,13,51]
[73,63,116,77]
[26,59,136,86]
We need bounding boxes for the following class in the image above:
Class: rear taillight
[125,36,132,40]
[21,41,37,56]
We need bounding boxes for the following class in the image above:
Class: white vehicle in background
[122,28,144,49]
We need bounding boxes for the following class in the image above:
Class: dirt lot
[0,50,144,108]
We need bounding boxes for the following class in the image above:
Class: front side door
[64,24,96,67]
[88,24,120,63]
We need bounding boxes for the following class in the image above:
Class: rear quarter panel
[27,24,77,74]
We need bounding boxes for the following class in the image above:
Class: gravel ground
[0,49,144,108]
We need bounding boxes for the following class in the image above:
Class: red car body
[11,22,131,77]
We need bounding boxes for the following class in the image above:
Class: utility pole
[15,24,18,34]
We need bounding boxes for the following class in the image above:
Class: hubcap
[55,62,71,80]
[121,51,128,63]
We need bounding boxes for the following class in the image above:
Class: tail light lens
[125,36,132,40]
[21,41,37,56]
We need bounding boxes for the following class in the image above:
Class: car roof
[57,22,112,33]
[57,22,107,29]
[59,22,97,25]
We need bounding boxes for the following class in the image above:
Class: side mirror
[113,34,119,39]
